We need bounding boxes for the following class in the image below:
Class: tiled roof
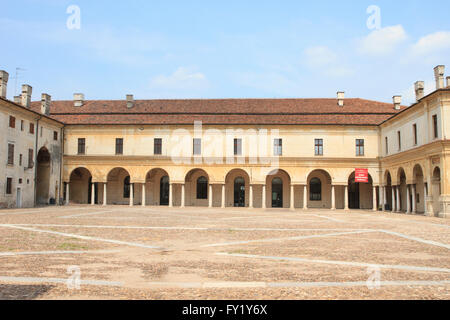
[29,98,405,126]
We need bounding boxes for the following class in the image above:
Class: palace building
[1,66,449,218]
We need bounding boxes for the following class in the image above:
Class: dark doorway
[348,180,360,209]
[88,177,98,204]
[234,177,245,207]
[272,178,283,208]
[36,147,51,205]
[160,176,170,206]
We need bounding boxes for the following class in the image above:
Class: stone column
[392,186,396,212]
[396,186,401,212]
[129,183,134,207]
[290,184,295,210]
[262,184,266,209]
[331,185,336,210]
[103,183,107,206]
[181,184,185,208]
[344,185,349,210]
[65,183,70,205]
[406,185,411,214]
[91,183,95,205]
[169,183,173,208]
[412,185,417,214]
[303,185,308,210]
[373,186,377,211]
[142,183,146,207]
[221,184,225,208]
[208,184,213,208]
[249,185,253,208]
[423,183,427,215]
[383,186,387,211]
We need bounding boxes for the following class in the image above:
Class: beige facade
[1,65,449,218]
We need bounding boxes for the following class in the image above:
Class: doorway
[348,181,360,209]
[272,178,283,208]
[160,176,170,206]
[234,177,245,207]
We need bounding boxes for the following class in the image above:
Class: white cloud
[150,67,208,90]
[411,31,450,56]
[358,25,407,56]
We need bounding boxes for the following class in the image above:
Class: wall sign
[355,168,369,183]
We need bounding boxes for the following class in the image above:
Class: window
[28,149,34,168]
[123,176,131,198]
[385,137,389,155]
[274,139,282,156]
[115,138,123,155]
[397,131,401,151]
[53,131,58,141]
[196,176,208,199]
[413,124,418,145]
[7,144,14,165]
[310,178,322,201]
[154,138,162,155]
[40,126,43,137]
[433,115,438,139]
[6,178,12,195]
[356,139,365,156]
[19,154,22,166]
[234,138,242,156]
[29,123,35,134]
[9,116,15,128]
[315,139,323,156]
[78,138,86,155]
[193,138,201,155]
[20,120,24,131]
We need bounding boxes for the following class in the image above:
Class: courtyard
[0,205,449,300]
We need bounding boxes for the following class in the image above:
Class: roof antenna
[12,67,27,96]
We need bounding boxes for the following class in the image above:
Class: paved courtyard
[0,205,449,300]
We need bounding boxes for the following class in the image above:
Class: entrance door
[16,188,22,208]
[349,181,360,209]
[272,178,283,208]
[234,177,245,207]
[160,176,170,206]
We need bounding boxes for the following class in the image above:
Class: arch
[69,167,92,204]
[36,147,51,205]
[432,167,441,215]
[185,169,210,207]
[306,169,332,209]
[347,171,374,210]
[106,167,133,205]
[265,169,291,208]
[145,168,170,206]
[412,164,425,213]
[225,169,250,208]
[397,167,407,212]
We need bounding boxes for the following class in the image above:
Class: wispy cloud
[411,31,450,56]
[357,25,407,56]
[150,67,208,90]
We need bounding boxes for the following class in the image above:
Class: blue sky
[1,0,450,104]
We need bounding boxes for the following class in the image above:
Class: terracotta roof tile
[29,98,405,126]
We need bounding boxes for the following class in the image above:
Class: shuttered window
[7,144,14,165]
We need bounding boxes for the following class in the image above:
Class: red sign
[355,168,369,183]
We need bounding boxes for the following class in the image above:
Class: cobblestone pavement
[0,205,449,300]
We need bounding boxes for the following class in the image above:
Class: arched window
[310,178,322,201]
[123,176,131,198]
[197,176,208,199]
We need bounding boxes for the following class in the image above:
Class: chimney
[393,96,402,110]
[41,93,51,116]
[21,84,32,108]
[434,65,445,89]
[0,70,9,98]
[14,96,21,104]
[126,94,134,109]
[337,91,345,107]
[73,93,84,107]
[414,81,425,101]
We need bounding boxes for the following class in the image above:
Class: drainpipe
[34,117,41,207]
